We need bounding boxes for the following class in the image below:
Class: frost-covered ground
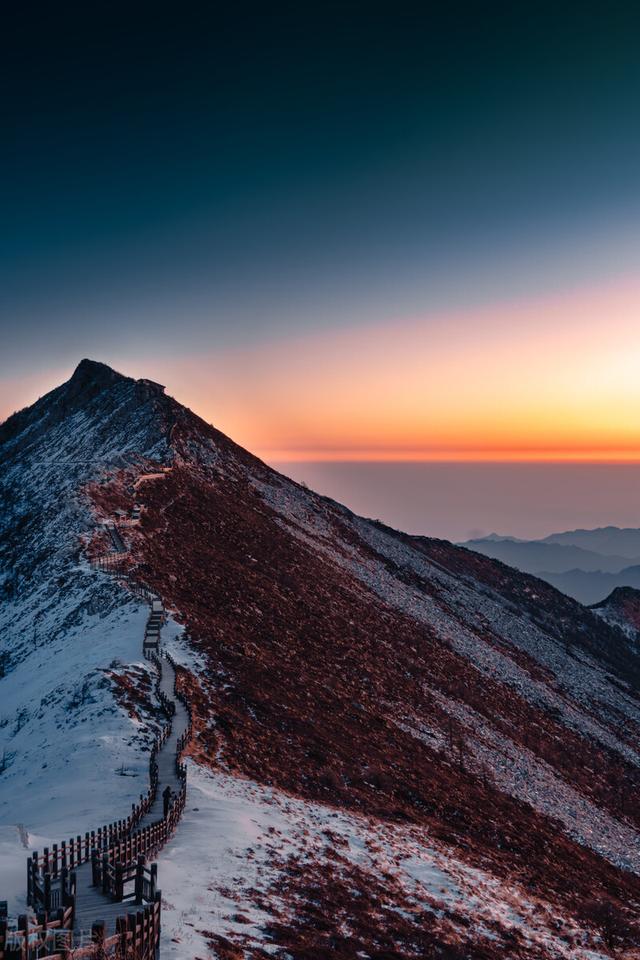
[158,763,611,960]
[0,581,155,909]
[254,470,640,866]
[0,362,174,911]
[427,689,640,874]
[0,587,150,831]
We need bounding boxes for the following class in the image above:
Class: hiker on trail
[163,785,172,819]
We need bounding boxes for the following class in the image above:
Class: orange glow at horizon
[259,450,640,463]
[3,275,640,463]
[151,275,640,462]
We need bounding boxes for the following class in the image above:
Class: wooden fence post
[115,861,124,902]
[136,910,144,955]
[101,854,109,895]
[116,915,127,956]
[149,862,158,900]
[44,872,52,911]
[155,889,162,940]
[91,920,105,960]
[68,869,77,914]
[26,857,33,906]
[127,913,138,957]
[91,848,100,886]
[134,856,145,905]
[17,914,28,956]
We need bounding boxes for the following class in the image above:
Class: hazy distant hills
[544,566,640,605]
[542,526,640,559]
[461,527,640,604]
[461,538,635,574]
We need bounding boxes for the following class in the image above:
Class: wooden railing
[6,504,194,959]
[0,899,160,960]
[93,855,158,906]
[149,655,175,718]
[90,543,160,609]
[90,553,128,574]
[93,784,185,902]
[166,651,194,748]
[28,865,76,916]
[0,904,75,960]
[26,720,170,913]
[124,579,158,604]
[101,897,161,959]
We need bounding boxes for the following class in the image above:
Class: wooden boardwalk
[107,524,127,554]
[1,490,192,958]
[72,657,190,936]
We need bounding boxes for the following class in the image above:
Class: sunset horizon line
[265,449,640,464]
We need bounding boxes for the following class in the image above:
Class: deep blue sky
[2,2,640,451]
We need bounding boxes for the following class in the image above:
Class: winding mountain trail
[71,655,189,937]
[67,481,191,938]
[106,523,127,554]
[0,474,193,958]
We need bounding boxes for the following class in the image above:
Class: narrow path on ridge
[1,467,192,959]
[70,474,189,937]
[71,656,189,936]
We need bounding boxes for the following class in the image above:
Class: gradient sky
[2,3,640,462]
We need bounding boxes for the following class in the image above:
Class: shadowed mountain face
[593,587,640,647]
[4,361,640,957]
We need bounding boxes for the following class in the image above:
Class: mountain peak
[593,585,640,608]
[0,359,170,452]
[69,358,128,388]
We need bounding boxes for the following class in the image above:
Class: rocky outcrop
[592,586,640,646]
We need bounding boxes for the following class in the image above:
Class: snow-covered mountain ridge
[0,361,175,908]
[3,360,640,958]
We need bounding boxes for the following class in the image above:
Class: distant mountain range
[461,527,640,604]
[543,526,640,558]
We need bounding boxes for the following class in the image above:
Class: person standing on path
[162,785,172,819]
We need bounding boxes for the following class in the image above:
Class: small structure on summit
[139,378,165,393]
[136,379,165,400]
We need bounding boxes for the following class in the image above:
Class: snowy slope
[3,360,640,957]
[0,361,172,906]
[159,763,611,960]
